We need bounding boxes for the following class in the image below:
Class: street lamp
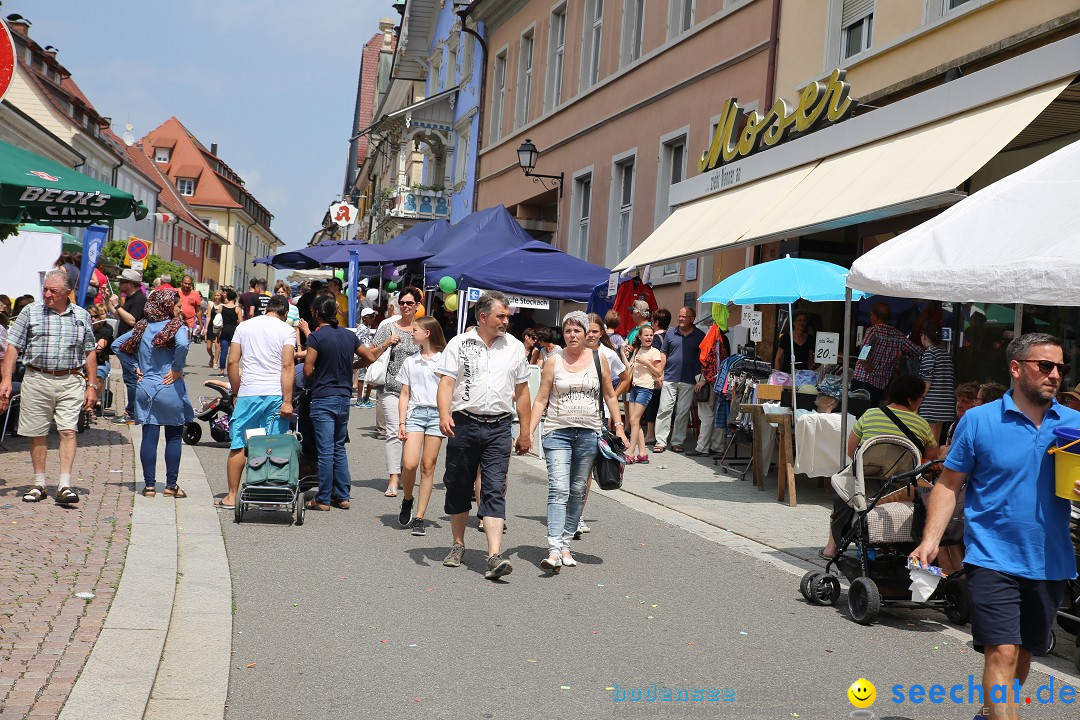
[516,139,563,198]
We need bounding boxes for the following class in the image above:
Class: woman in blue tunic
[113,289,195,497]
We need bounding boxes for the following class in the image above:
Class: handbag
[592,352,626,491]
[212,311,223,330]
[694,383,710,403]
[366,341,393,387]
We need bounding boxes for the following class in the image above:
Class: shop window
[668,0,693,40]
[840,0,873,60]
[517,29,534,128]
[582,0,604,89]
[491,50,507,142]
[546,4,567,110]
[571,172,593,260]
[621,0,646,65]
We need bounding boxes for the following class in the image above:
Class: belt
[457,410,512,423]
[27,365,84,377]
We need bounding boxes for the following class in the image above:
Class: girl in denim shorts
[626,326,663,464]
[394,316,448,536]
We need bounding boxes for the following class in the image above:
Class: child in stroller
[801,434,971,625]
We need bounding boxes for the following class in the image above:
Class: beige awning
[616,79,1070,270]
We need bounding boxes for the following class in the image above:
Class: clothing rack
[714,354,773,478]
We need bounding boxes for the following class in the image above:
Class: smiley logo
[847,678,876,708]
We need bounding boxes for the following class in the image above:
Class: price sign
[941,327,952,343]
[607,271,619,299]
[747,311,763,342]
[741,305,756,325]
[815,332,839,365]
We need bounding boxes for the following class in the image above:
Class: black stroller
[799,434,971,626]
[1055,502,1080,671]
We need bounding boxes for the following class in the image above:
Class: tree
[100,239,189,285]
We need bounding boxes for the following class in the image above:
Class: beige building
[619,0,1080,366]
[469,0,775,311]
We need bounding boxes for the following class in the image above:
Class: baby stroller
[1055,502,1080,671]
[799,434,971,626]
[235,432,305,525]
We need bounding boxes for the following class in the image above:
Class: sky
[15,0,392,252]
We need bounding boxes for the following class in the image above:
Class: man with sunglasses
[912,333,1080,720]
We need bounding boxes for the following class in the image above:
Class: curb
[58,424,231,720]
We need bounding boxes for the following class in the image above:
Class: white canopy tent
[847,137,1080,304]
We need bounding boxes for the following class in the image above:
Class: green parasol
[0,139,148,226]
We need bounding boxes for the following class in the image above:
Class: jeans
[140,424,182,488]
[654,381,695,448]
[122,364,137,416]
[310,395,352,505]
[218,338,231,370]
[542,427,599,552]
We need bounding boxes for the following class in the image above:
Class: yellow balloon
[444,294,459,312]
[415,304,425,318]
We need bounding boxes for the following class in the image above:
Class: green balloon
[387,281,398,291]
[438,276,457,294]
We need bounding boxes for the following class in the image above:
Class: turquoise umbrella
[702,256,870,420]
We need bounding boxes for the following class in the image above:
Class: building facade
[468,0,774,309]
[140,117,281,289]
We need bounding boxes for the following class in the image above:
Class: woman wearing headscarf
[528,311,627,572]
[112,289,195,497]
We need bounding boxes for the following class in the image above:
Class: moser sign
[698,69,858,172]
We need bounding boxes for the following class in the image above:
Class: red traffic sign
[0,22,14,105]
[127,238,149,261]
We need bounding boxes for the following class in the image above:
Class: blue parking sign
[467,287,482,302]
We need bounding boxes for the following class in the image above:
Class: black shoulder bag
[592,351,626,491]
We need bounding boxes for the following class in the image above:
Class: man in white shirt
[437,291,532,580]
[218,295,296,509]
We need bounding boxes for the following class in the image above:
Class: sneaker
[577,519,591,533]
[442,543,465,567]
[410,517,426,536]
[484,554,513,579]
[398,497,414,527]
[359,400,376,409]
[353,398,364,408]
[111,413,133,425]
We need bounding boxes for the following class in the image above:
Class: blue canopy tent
[385,219,451,251]
[421,205,532,280]
[254,241,432,326]
[447,240,610,303]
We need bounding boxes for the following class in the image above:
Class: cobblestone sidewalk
[0,421,134,720]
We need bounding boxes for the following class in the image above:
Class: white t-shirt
[396,351,443,410]
[437,329,529,416]
[233,315,295,397]
[598,345,625,387]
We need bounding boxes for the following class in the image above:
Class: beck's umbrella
[0,139,148,226]
[701,256,869,428]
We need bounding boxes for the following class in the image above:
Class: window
[491,50,507,142]
[608,156,635,266]
[571,173,592,260]
[517,29,534,127]
[546,5,567,110]
[622,0,646,65]
[840,0,873,60]
[657,134,686,222]
[176,178,195,196]
[668,0,693,39]
[454,122,471,186]
[154,147,171,163]
[461,35,475,85]
[582,0,603,89]
[194,236,201,257]
[428,50,442,94]
[944,0,972,10]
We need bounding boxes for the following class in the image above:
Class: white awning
[616,79,1070,270]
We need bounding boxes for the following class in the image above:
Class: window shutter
[842,0,874,26]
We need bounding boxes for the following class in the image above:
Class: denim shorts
[96,365,110,380]
[229,394,288,450]
[405,405,444,437]
[628,386,654,405]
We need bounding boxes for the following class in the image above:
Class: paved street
[179,363,1079,720]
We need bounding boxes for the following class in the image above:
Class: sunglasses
[399,300,417,307]
[1020,359,1070,376]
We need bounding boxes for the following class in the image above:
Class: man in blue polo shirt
[912,333,1080,720]
[653,306,705,453]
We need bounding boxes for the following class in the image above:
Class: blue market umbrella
[702,256,869,419]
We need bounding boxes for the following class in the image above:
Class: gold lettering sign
[699,69,857,172]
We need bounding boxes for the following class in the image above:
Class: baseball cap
[360,308,375,318]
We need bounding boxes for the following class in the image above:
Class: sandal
[22,485,46,503]
[305,499,331,511]
[652,445,666,453]
[56,487,79,505]
[142,486,156,497]
[384,487,398,497]
[213,499,235,510]
[163,486,187,498]
[330,499,350,509]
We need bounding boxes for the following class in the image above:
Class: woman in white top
[529,311,627,572]
[394,316,446,536]
[372,286,421,497]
